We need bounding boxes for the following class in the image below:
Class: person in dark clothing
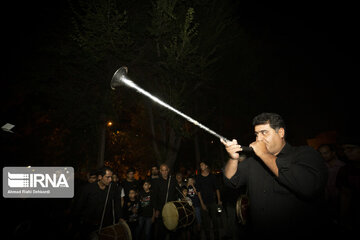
[136,179,155,240]
[122,167,140,197]
[123,188,140,239]
[197,161,222,240]
[336,135,360,235]
[220,165,248,239]
[72,166,122,239]
[152,163,177,240]
[222,112,328,238]
[187,176,201,233]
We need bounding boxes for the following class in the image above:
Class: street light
[98,120,113,168]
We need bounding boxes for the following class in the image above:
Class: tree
[65,0,247,171]
[131,0,243,170]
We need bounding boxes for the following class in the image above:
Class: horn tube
[110,66,253,152]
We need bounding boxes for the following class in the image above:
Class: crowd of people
[67,130,359,240]
[7,112,359,240]
[69,161,236,240]
[62,113,360,240]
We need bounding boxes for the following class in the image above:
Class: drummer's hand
[218,200,222,206]
[221,139,242,160]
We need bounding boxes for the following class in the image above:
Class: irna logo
[3,167,74,198]
[8,172,69,188]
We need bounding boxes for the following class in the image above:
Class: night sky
[2,1,359,152]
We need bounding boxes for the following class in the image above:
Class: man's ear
[278,128,285,138]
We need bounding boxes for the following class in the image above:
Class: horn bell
[110,66,128,90]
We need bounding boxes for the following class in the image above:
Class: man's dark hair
[317,143,336,152]
[97,166,113,177]
[200,160,209,167]
[252,112,286,132]
[88,169,98,176]
[127,167,136,174]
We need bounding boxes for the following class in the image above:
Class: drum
[236,194,250,225]
[98,219,132,240]
[162,201,195,231]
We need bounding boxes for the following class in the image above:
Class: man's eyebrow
[254,130,268,134]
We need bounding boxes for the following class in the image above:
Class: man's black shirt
[196,173,219,205]
[73,182,121,228]
[152,175,177,212]
[121,179,140,196]
[224,143,328,235]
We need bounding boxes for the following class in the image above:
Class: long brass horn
[110,66,253,152]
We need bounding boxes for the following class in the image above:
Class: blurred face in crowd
[143,182,151,192]
[88,174,97,183]
[342,144,360,161]
[187,177,195,186]
[182,188,188,196]
[254,123,285,155]
[127,171,135,181]
[99,170,113,187]
[318,145,336,162]
[151,166,159,176]
[200,162,208,171]
[112,174,119,183]
[176,173,183,183]
[160,164,169,179]
[128,189,137,200]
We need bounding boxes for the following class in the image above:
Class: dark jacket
[72,182,122,228]
[152,175,178,212]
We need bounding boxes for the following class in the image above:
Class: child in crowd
[187,176,201,233]
[136,180,154,240]
[123,188,139,239]
[178,185,192,240]
[180,185,192,206]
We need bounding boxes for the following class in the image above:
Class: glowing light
[107,121,113,127]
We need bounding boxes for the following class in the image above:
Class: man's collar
[277,142,292,157]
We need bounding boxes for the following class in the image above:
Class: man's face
[318,146,335,162]
[160,165,169,179]
[127,171,134,181]
[88,175,97,183]
[112,174,118,182]
[100,170,113,186]
[176,173,183,183]
[151,167,159,176]
[342,144,360,161]
[254,123,285,155]
[199,162,208,171]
